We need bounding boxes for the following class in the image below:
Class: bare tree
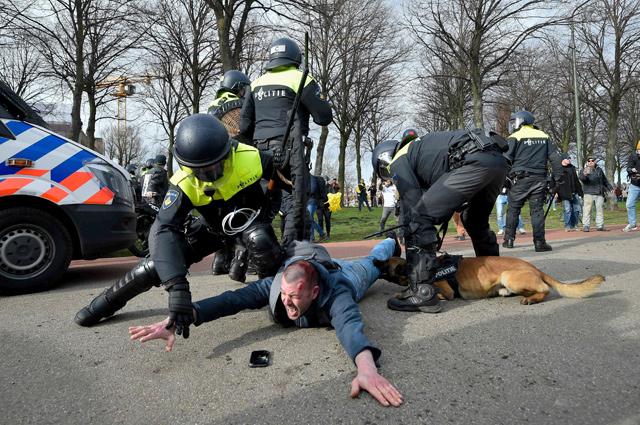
[0,32,53,109]
[146,0,221,114]
[103,122,148,166]
[577,0,640,182]
[407,0,559,127]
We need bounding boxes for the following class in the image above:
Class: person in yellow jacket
[75,114,282,340]
[208,70,251,137]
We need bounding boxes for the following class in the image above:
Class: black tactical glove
[164,277,194,339]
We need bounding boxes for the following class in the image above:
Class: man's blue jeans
[334,238,395,302]
[626,184,640,226]
[562,194,582,229]
[496,194,523,230]
[307,200,325,240]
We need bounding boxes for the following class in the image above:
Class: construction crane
[96,75,157,139]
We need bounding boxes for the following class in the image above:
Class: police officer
[502,111,562,252]
[207,70,252,274]
[372,129,509,313]
[125,163,142,203]
[239,37,332,246]
[75,114,282,335]
[142,154,169,208]
[208,69,251,137]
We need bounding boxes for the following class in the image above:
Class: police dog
[379,256,604,305]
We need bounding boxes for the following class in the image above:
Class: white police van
[0,82,136,293]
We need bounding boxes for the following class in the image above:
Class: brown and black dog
[378,256,604,305]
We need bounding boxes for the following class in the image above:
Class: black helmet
[155,154,167,166]
[145,158,154,168]
[217,70,251,98]
[372,139,399,181]
[265,38,302,70]
[509,110,535,133]
[174,114,230,168]
[125,163,137,175]
[401,128,419,144]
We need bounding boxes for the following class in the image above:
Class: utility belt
[255,136,314,171]
[508,170,547,184]
[448,129,506,170]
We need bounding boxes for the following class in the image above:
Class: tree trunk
[86,90,97,151]
[71,0,85,143]
[314,125,329,176]
[338,133,348,206]
[605,100,620,183]
[470,66,483,127]
[167,125,176,178]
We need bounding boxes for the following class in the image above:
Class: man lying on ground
[129,237,404,407]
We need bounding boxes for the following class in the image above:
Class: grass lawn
[106,200,634,257]
[325,201,633,242]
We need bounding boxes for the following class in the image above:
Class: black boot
[386,245,441,313]
[387,283,441,313]
[502,238,514,249]
[534,239,552,252]
[74,258,159,326]
[211,247,231,275]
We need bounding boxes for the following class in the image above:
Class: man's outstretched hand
[129,317,176,352]
[351,350,403,407]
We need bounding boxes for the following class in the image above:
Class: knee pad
[242,224,282,277]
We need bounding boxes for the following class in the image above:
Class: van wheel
[0,207,72,294]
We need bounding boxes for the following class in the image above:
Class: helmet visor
[377,151,394,181]
[191,160,225,182]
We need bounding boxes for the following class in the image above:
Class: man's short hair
[283,260,318,289]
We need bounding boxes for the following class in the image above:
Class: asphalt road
[2,233,640,425]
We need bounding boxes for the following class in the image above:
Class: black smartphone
[249,350,270,368]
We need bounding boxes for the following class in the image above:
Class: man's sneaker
[386,231,402,257]
[497,229,504,235]
[596,227,606,232]
[623,224,638,232]
[582,226,590,232]
[534,240,552,252]
[502,239,514,249]
[454,235,466,241]
[518,228,526,235]
[387,284,442,313]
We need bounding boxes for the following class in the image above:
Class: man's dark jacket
[555,163,583,201]
[579,165,612,196]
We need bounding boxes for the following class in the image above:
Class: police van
[0,82,136,293]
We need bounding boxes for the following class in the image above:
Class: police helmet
[509,110,535,133]
[265,38,302,71]
[401,128,419,144]
[145,158,154,168]
[174,114,231,181]
[155,154,167,166]
[216,70,251,98]
[372,139,399,181]
[125,163,137,175]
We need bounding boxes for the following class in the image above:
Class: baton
[363,224,406,239]
[543,191,556,220]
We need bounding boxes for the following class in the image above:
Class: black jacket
[239,67,332,142]
[555,164,583,201]
[145,165,169,206]
[149,147,275,283]
[627,153,640,187]
[505,125,561,180]
[579,165,612,196]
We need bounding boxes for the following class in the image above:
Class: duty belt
[448,132,501,170]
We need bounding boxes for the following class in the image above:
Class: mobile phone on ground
[249,350,270,368]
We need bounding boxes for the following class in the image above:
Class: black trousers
[505,175,547,241]
[316,206,331,237]
[406,156,507,257]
